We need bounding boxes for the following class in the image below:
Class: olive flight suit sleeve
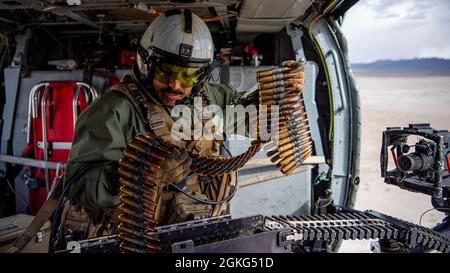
[206,83,258,137]
[64,90,145,218]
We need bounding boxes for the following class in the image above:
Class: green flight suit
[64,76,255,222]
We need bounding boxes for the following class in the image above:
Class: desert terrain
[340,74,450,252]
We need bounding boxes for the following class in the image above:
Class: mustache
[160,87,184,95]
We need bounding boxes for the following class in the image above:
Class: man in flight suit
[59,9,303,243]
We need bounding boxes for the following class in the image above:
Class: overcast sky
[341,0,450,63]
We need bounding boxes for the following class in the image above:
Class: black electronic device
[381,124,450,211]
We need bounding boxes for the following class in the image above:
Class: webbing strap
[7,180,63,253]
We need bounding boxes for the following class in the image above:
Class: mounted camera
[380,124,450,212]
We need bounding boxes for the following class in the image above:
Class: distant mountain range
[351,58,450,76]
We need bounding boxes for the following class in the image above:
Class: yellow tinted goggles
[154,63,203,87]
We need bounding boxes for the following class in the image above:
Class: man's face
[152,62,202,107]
[153,79,192,107]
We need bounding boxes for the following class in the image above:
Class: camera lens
[398,153,433,172]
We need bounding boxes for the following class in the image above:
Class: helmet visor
[154,62,205,88]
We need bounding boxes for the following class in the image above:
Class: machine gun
[58,207,449,253]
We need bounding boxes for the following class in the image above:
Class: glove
[280,60,305,91]
[146,147,192,185]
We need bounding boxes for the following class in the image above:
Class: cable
[169,179,238,205]
[419,207,450,226]
[313,174,321,185]
[307,0,338,142]
[0,33,11,61]
[314,197,333,210]
[5,178,27,207]
[49,160,115,252]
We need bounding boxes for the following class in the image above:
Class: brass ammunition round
[277,131,310,146]
[258,80,285,90]
[124,184,155,199]
[143,210,156,221]
[257,72,305,84]
[283,136,311,150]
[117,223,160,243]
[266,149,278,157]
[118,214,144,229]
[119,210,156,227]
[279,124,310,135]
[270,154,281,163]
[123,149,142,163]
[260,86,304,97]
[144,192,159,204]
[146,243,162,252]
[135,134,171,153]
[279,123,308,133]
[119,177,142,191]
[259,86,296,96]
[119,195,142,210]
[277,142,294,153]
[142,179,159,191]
[119,158,142,171]
[119,185,140,199]
[281,126,308,138]
[141,132,180,150]
[289,117,309,126]
[279,110,307,122]
[265,104,298,112]
[123,150,159,169]
[277,146,312,170]
[142,179,158,190]
[118,233,148,248]
[260,98,299,106]
[258,78,304,91]
[278,136,292,146]
[118,167,140,181]
[119,204,143,219]
[142,169,160,179]
[128,141,165,161]
[143,198,158,208]
[143,187,157,197]
[260,92,297,102]
[279,147,295,159]
[264,94,299,103]
[278,131,290,140]
[284,166,297,176]
[268,138,312,162]
[281,161,296,173]
[280,156,310,175]
[119,242,146,253]
[256,67,290,78]
[120,194,156,211]
[278,154,295,167]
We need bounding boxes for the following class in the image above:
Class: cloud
[341,0,450,63]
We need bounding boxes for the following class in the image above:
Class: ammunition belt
[61,209,450,253]
[117,131,266,252]
[116,132,167,253]
[256,63,313,175]
[265,210,450,253]
[190,140,264,176]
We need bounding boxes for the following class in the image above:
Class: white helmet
[137,9,214,80]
